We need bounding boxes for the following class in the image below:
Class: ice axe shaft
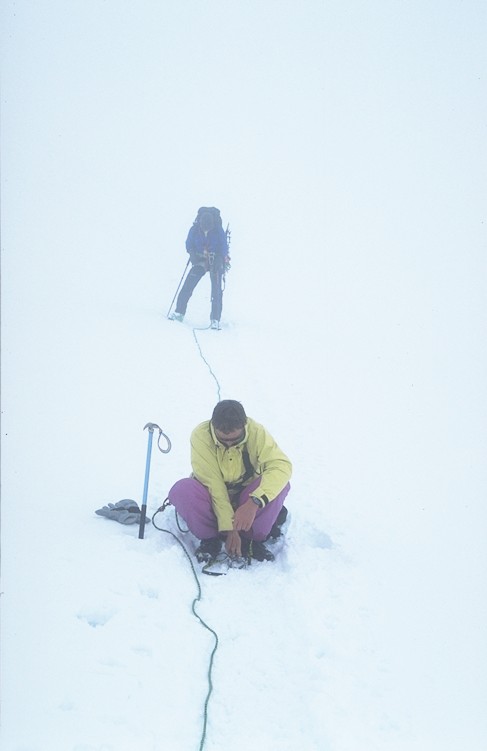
[167,259,190,318]
[138,425,155,539]
[139,422,171,540]
[138,422,172,539]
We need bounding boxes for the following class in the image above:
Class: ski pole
[138,422,172,539]
[167,259,190,318]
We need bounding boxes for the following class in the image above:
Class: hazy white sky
[3,1,485,237]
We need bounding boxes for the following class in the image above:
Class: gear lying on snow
[95,499,150,525]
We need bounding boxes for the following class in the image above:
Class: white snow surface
[1,2,487,750]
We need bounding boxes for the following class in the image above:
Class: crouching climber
[168,400,291,563]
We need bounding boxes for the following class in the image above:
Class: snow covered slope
[1,2,486,750]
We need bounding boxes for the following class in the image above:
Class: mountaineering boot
[266,506,289,540]
[210,319,221,330]
[169,312,184,322]
[241,538,275,562]
[195,537,222,563]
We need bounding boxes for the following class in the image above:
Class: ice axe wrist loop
[143,422,172,454]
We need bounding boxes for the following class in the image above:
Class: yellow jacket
[190,417,292,532]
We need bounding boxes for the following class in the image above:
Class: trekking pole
[167,259,190,318]
[139,422,172,539]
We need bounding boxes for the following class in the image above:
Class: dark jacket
[186,224,228,266]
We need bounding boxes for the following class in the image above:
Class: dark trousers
[175,264,223,321]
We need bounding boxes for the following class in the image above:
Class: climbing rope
[174,508,189,533]
[189,260,226,403]
[157,277,226,746]
[192,326,222,402]
[152,504,219,751]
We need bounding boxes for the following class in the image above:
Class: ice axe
[138,422,172,539]
[166,259,190,319]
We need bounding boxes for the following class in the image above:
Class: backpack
[195,207,223,233]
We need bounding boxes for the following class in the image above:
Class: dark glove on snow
[95,499,150,525]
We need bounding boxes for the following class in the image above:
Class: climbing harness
[138,423,172,540]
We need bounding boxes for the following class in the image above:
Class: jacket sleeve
[185,226,196,253]
[248,422,292,507]
[190,428,234,532]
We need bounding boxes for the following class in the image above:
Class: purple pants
[168,477,290,542]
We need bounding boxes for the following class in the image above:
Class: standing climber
[169,207,230,330]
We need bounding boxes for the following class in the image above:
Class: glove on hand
[95,499,150,525]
